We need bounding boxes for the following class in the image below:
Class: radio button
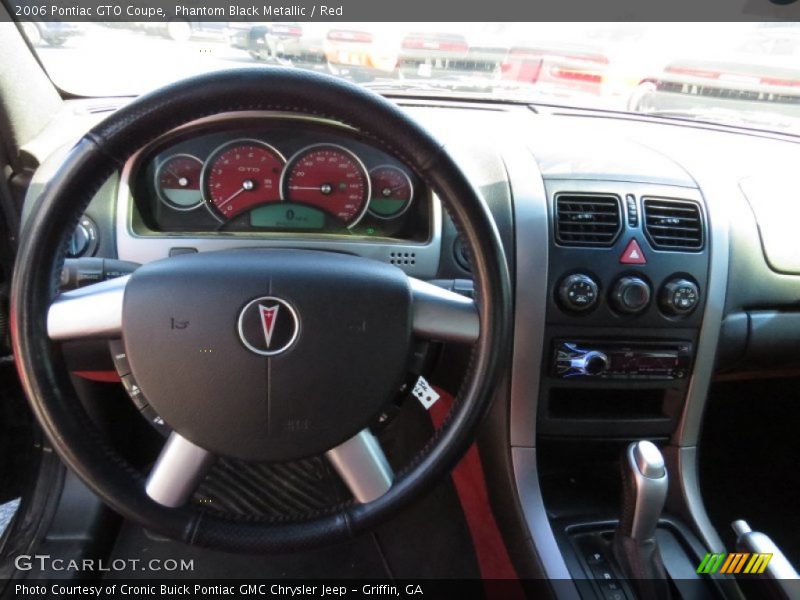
[611,276,651,314]
[558,273,599,312]
[578,351,610,376]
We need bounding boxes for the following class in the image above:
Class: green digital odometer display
[249,204,326,229]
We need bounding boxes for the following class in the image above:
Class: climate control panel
[556,272,700,319]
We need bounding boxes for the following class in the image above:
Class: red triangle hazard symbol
[620,239,646,265]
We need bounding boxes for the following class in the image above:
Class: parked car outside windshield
[19,21,800,135]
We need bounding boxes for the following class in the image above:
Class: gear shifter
[612,441,672,599]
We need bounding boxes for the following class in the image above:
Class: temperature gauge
[155,154,203,210]
[368,165,413,219]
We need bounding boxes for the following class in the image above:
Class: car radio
[553,340,692,380]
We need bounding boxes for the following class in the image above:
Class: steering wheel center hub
[122,248,412,462]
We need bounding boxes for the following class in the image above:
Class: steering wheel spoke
[47,276,129,341]
[326,429,394,504]
[409,278,479,344]
[145,432,215,508]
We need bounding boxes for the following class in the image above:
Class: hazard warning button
[620,239,646,265]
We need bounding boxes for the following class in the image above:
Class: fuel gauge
[368,165,413,219]
[155,154,203,210]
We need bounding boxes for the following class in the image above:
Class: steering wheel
[10,69,511,552]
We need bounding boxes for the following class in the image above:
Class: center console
[537,180,720,598]
[501,143,734,599]
[538,181,707,441]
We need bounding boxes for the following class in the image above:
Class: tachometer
[155,154,203,210]
[281,144,370,227]
[203,140,285,220]
[368,165,414,219]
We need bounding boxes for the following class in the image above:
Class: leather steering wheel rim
[10,68,511,552]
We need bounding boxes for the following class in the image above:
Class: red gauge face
[368,165,414,219]
[156,155,203,210]
[281,145,370,227]
[204,141,285,220]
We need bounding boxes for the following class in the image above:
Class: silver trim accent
[512,447,580,597]
[145,432,215,508]
[733,520,800,581]
[409,277,479,344]
[237,296,300,357]
[325,429,393,504]
[669,171,732,554]
[154,153,204,212]
[279,143,372,229]
[676,446,726,552]
[367,164,414,220]
[506,147,581,592]
[508,147,549,448]
[201,138,287,222]
[47,276,129,340]
[624,441,668,541]
[674,182,730,447]
[633,440,666,479]
[115,113,442,278]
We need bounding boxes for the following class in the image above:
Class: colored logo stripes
[697,552,772,574]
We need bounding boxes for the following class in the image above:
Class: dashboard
[128,115,431,241]
[18,93,800,593]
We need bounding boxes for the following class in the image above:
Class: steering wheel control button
[121,374,147,410]
[237,296,300,357]
[108,339,131,376]
[558,273,599,312]
[611,276,651,314]
[660,278,700,316]
[619,238,646,265]
[140,405,170,435]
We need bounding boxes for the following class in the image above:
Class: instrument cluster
[131,118,431,241]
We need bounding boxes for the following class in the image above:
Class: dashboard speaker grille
[643,198,704,250]
[554,193,622,247]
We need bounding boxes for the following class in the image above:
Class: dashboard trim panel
[506,145,581,589]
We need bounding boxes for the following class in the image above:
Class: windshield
[21,21,800,134]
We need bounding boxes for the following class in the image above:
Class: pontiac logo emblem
[259,304,280,348]
[238,296,299,356]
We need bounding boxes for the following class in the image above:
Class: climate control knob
[611,276,651,314]
[558,273,599,312]
[661,278,700,316]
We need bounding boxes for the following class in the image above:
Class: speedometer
[281,144,370,227]
[203,140,285,220]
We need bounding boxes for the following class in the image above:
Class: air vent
[554,194,622,247]
[643,198,704,250]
